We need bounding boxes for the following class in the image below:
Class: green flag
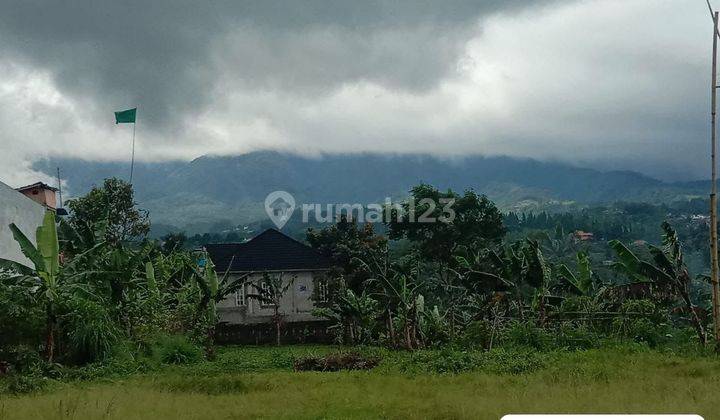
[114,108,137,124]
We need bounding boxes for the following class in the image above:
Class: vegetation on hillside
[0,177,718,410]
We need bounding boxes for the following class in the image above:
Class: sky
[0,0,714,185]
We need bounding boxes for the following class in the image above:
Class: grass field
[1,345,719,419]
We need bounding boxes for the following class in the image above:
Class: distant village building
[15,182,58,210]
[574,230,594,241]
[0,180,56,267]
[205,228,332,328]
[691,214,711,226]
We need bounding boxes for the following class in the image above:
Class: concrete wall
[0,181,46,267]
[217,271,328,325]
[20,187,56,210]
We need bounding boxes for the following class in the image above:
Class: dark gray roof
[205,228,331,272]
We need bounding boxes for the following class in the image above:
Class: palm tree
[609,222,707,345]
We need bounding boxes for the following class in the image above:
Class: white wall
[218,271,326,324]
[0,181,46,267]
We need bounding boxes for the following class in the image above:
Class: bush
[613,300,670,347]
[481,348,546,374]
[456,320,493,350]
[4,374,47,395]
[293,352,380,372]
[152,374,260,395]
[67,341,155,381]
[0,345,44,375]
[559,296,600,318]
[553,323,601,350]
[500,320,551,350]
[399,348,481,374]
[62,298,121,363]
[151,335,204,365]
[393,346,547,375]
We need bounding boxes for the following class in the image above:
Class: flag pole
[129,117,137,185]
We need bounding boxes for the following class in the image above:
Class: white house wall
[0,181,46,267]
[217,271,325,325]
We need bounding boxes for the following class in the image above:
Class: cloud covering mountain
[0,0,713,184]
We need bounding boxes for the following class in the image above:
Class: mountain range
[33,151,710,235]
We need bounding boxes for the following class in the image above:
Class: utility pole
[709,8,720,349]
[56,167,63,208]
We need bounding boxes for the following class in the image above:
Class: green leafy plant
[151,335,204,365]
[248,272,294,346]
[609,222,707,345]
[0,211,62,361]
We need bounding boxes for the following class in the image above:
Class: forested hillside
[35,151,708,234]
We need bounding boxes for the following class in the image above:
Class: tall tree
[67,178,150,246]
[307,216,387,292]
[385,184,505,263]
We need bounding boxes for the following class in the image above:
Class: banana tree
[523,240,553,325]
[486,243,527,318]
[190,253,250,349]
[357,252,425,350]
[313,288,379,345]
[451,245,514,326]
[609,222,707,345]
[470,240,553,323]
[556,251,596,297]
[0,211,61,361]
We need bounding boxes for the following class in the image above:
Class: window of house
[317,280,329,303]
[234,285,246,307]
[259,281,272,306]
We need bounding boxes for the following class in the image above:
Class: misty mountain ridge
[33,151,709,235]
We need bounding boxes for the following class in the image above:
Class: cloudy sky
[0,0,714,185]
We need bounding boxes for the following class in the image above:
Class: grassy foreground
[1,345,719,420]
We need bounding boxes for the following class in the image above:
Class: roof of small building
[15,182,58,192]
[204,228,332,272]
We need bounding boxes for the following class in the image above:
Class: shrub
[500,320,551,350]
[399,348,481,374]
[62,297,121,363]
[481,348,546,374]
[151,335,204,365]
[553,323,601,350]
[559,296,599,318]
[4,374,47,394]
[420,306,451,346]
[613,300,670,347]
[456,320,493,350]
[0,345,44,374]
[153,374,259,395]
[294,352,380,372]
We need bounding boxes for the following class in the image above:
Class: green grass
[1,345,719,419]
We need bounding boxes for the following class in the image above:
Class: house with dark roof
[205,228,332,326]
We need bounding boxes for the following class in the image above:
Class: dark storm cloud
[0,0,558,127]
[0,0,710,183]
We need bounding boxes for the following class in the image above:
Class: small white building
[205,229,332,326]
[0,181,56,267]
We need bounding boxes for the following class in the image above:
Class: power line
[708,0,720,37]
